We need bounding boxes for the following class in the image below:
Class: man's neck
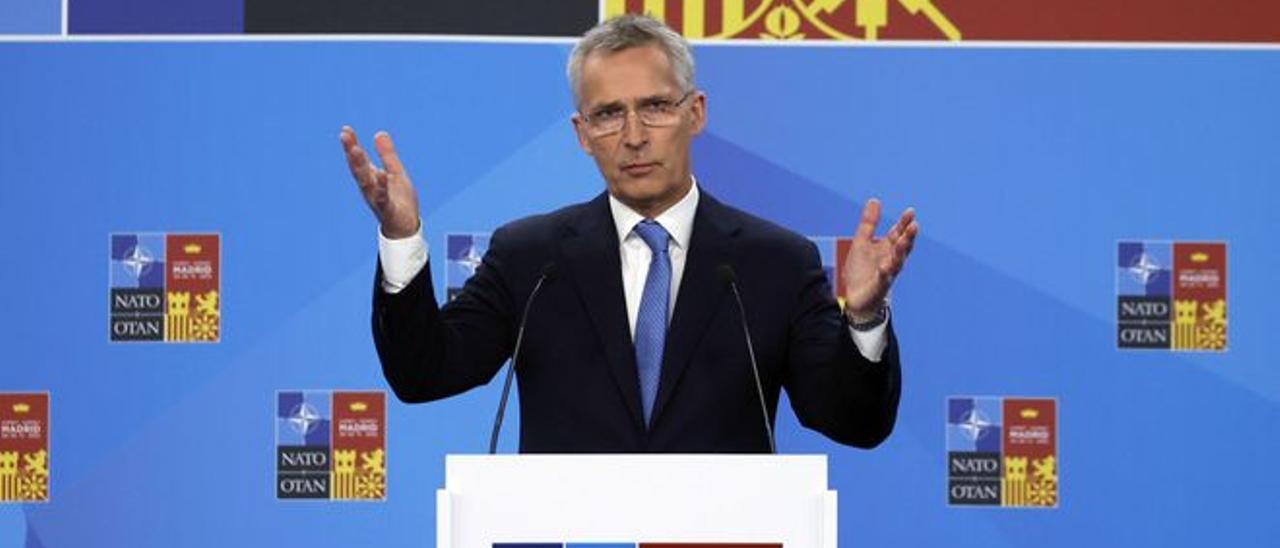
[608,179,699,251]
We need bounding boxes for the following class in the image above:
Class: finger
[903,221,919,246]
[371,170,391,210]
[896,222,916,249]
[891,239,910,268]
[339,126,363,157]
[341,129,377,186]
[898,207,916,227]
[345,144,377,190]
[854,198,882,241]
[898,221,919,254]
[886,207,915,242]
[882,250,906,280]
[891,222,919,268]
[374,131,407,176]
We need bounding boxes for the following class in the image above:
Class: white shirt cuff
[847,307,890,363]
[378,222,428,294]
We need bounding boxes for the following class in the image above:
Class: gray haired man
[340,15,917,452]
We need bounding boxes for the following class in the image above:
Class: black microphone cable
[718,264,777,454]
[489,262,557,454]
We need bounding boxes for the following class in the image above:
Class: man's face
[572,44,706,215]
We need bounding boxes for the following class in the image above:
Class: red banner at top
[606,0,1280,43]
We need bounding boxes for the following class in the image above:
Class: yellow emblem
[1003,455,1057,507]
[0,449,49,502]
[166,289,220,342]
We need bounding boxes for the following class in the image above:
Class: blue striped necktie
[633,220,671,427]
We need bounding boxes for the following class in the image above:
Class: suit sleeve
[782,239,902,448]
[371,227,518,403]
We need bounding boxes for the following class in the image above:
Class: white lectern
[437,455,836,547]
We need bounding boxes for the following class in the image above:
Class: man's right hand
[340,126,422,239]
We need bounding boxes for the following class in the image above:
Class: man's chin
[610,175,658,196]
[610,181,689,214]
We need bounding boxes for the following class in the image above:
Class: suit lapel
[650,191,740,426]
[559,193,646,431]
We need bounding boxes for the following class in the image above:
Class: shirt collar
[608,177,699,250]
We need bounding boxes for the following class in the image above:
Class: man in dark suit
[339,15,919,453]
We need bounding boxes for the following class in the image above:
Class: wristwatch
[846,302,889,331]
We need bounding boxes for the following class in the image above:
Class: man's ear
[571,113,595,156]
[688,91,707,136]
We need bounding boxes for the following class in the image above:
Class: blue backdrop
[0,41,1277,546]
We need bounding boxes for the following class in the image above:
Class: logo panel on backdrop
[947,396,1058,508]
[110,233,220,343]
[1117,241,1227,351]
[0,393,49,503]
[275,391,386,501]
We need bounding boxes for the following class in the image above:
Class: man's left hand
[841,198,919,319]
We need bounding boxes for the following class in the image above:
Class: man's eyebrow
[588,100,625,112]
[588,94,674,112]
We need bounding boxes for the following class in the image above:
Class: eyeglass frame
[577,90,697,137]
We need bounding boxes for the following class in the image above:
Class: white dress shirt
[377,182,888,363]
[607,180,697,337]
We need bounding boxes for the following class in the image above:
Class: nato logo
[1117,241,1227,351]
[1117,241,1172,297]
[275,390,387,501]
[947,397,1003,506]
[109,234,167,341]
[276,391,331,499]
[446,233,490,301]
[947,396,1058,508]
[109,233,221,343]
[1116,241,1173,349]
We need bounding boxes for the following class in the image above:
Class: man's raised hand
[840,198,919,318]
[340,126,421,239]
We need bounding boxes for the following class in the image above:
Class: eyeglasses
[579,91,695,137]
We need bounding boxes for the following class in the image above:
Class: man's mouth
[621,162,659,176]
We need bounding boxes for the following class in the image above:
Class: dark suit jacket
[372,189,901,453]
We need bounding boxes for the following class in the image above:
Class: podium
[437,455,837,547]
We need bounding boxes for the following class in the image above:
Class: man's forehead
[579,44,680,105]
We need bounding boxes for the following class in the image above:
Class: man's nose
[621,111,649,149]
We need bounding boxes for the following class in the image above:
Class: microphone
[717,265,777,454]
[489,262,558,454]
